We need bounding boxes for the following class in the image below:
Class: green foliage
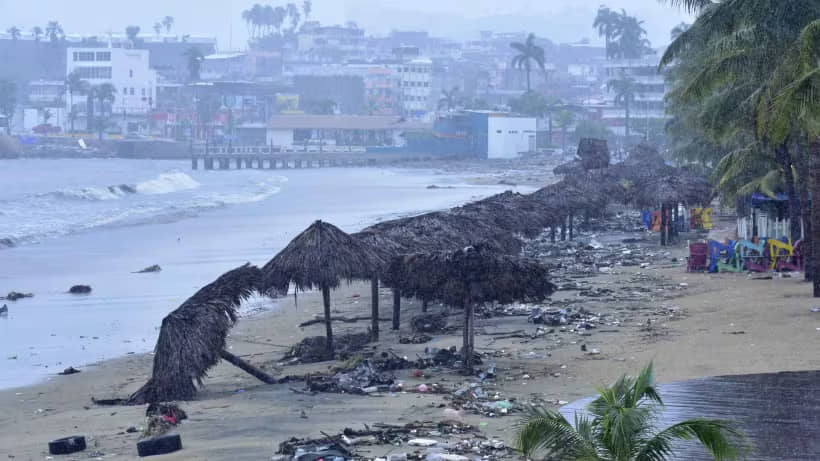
[438,86,461,111]
[594,6,653,60]
[0,79,16,134]
[571,119,615,145]
[510,34,546,92]
[515,363,746,461]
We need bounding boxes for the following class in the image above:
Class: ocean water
[0,159,514,389]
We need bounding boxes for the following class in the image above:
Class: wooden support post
[371,278,379,341]
[569,214,574,240]
[392,288,401,330]
[660,203,668,246]
[550,226,556,243]
[422,299,428,312]
[322,286,333,356]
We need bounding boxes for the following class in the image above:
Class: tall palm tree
[515,363,745,460]
[510,33,546,93]
[45,21,64,43]
[593,6,622,59]
[125,25,141,44]
[153,22,162,37]
[555,110,576,151]
[302,0,312,21]
[438,86,460,111]
[0,80,17,135]
[6,27,20,40]
[91,83,116,140]
[162,16,175,33]
[65,70,89,133]
[274,7,287,34]
[608,72,639,140]
[615,11,653,59]
[184,47,204,82]
[30,26,43,42]
[286,3,301,32]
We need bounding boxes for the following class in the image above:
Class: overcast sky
[0,0,693,50]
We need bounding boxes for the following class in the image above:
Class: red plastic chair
[687,242,709,272]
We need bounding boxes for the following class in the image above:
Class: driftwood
[298,315,391,328]
[219,350,277,384]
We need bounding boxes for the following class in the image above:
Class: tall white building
[396,58,433,119]
[66,47,157,133]
[602,53,667,137]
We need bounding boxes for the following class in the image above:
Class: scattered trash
[134,264,162,273]
[137,433,182,457]
[48,435,86,455]
[143,403,187,438]
[283,333,370,364]
[4,291,33,301]
[399,334,432,344]
[58,366,81,375]
[811,308,820,313]
[0,304,7,315]
[411,312,449,333]
[408,438,438,447]
[68,285,92,294]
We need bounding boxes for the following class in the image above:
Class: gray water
[0,159,515,389]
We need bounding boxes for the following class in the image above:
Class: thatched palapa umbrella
[386,244,555,371]
[261,220,382,356]
[128,263,271,404]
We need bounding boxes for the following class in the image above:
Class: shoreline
[3,214,820,458]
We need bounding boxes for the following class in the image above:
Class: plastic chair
[768,238,795,271]
[775,239,802,272]
[702,208,714,230]
[717,241,744,272]
[709,240,735,273]
[738,239,769,272]
[687,242,709,272]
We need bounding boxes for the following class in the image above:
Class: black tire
[48,435,86,455]
[137,434,182,457]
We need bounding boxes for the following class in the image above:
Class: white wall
[266,129,294,148]
[487,116,536,159]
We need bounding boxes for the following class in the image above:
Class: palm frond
[635,419,746,461]
[514,406,593,459]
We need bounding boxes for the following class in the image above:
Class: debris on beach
[399,334,433,344]
[58,366,81,375]
[143,403,187,438]
[275,421,506,461]
[411,312,449,333]
[134,264,162,273]
[3,291,33,301]
[0,304,7,315]
[48,435,86,455]
[306,360,397,394]
[283,333,371,364]
[68,285,92,294]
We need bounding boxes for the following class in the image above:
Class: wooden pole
[322,286,333,356]
[462,299,474,372]
[392,288,401,330]
[422,299,428,313]
[660,203,668,246]
[220,350,276,384]
[550,225,556,243]
[370,278,379,341]
[560,219,566,241]
[569,213,574,240]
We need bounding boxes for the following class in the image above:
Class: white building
[396,58,433,118]
[603,53,667,137]
[66,47,157,133]
[486,114,536,159]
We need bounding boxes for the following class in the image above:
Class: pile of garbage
[306,360,398,394]
[411,313,449,333]
[274,421,511,461]
[282,333,371,364]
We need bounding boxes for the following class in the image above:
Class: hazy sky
[0,0,693,50]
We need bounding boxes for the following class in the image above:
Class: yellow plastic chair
[701,208,714,230]
[768,238,794,270]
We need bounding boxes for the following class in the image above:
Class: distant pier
[191,145,440,170]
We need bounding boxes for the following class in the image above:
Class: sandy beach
[2,211,819,460]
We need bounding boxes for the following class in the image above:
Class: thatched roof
[261,220,383,293]
[384,244,555,307]
[577,138,610,170]
[128,263,262,404]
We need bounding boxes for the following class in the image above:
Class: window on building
[74,66,112,79]
[74,51,95,62]
[130,87,135,95]
[95,52,111,61]
[129,70,133,78]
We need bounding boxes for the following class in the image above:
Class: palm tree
[438,86,460,111]
[125,25,141,45]
[91,83,116,140]
[515,363,745,460]
[41,108,53,126]
[593,6,622,59]
[302,0,312,21]
[615,11,653,59]
[162,16,175,33]
[65,70,89,133]
[286,3,301,32]
[510,33,546,93]
[30,26,43,42]
[153,22,163,37]
[608,72,639,140]
[45,21,64,43]
[184,47,205,82]
[274,7,287,34]
[6,27,20,40]
[0,80,17,135]
[555,110,575,151]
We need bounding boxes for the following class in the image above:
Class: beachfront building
[408,111,536,159]
[200,51,283,82]
[264,114,427,151]
[602,53,667,138]
[66,47,157,134]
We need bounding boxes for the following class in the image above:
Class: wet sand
[2,217,819,460]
